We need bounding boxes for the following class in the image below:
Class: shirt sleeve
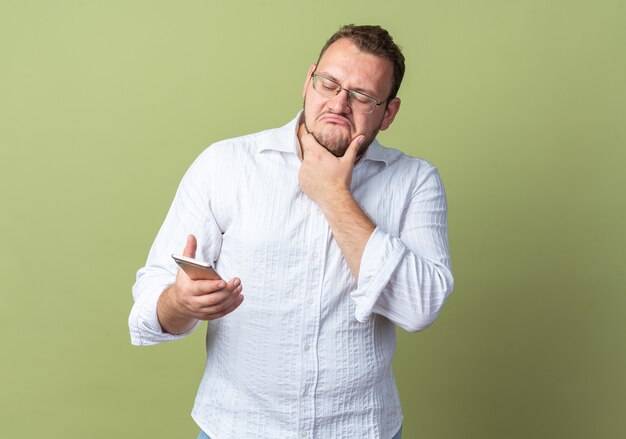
[350,166,454,332]
[128,148,224,346]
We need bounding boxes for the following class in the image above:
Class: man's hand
[298,132,364,208]
[157,234,244,334]
[298,132,375,278]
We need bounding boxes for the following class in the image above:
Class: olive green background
[1,0,624,438]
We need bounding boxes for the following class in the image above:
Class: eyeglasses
[310,72,390,114]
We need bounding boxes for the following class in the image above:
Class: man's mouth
[318,113,351,128]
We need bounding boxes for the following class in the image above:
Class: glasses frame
[310,71,391,114]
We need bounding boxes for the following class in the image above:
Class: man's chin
[330,145,352,157]
[313,134,349,157]
[302,117,350,156]
[310,127,351,156]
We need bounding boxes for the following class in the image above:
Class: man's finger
[183,234,197,258]
[342,135,364,163]
[206,294,245,320]
[300,132,318,155]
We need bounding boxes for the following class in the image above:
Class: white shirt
[129,113,454,439]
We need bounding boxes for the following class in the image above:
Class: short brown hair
[318,24,405,100]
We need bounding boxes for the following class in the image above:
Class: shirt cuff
[129,280,199,346]
[350,227,407,323]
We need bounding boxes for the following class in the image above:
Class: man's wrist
[318,186,353,214]
[157,285,197,334]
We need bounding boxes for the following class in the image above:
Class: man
[129,24,453,439]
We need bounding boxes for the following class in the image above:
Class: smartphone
[171,254,221,280]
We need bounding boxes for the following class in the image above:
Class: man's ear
[302,64,317,98]
[380,97,401,131]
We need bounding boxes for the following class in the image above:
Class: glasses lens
[348,91,377,113]
[313,76,340,97]
[312,74,378,113]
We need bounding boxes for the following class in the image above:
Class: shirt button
[301,433,308,438]
[307,298,314,305]
[304,344,310,352]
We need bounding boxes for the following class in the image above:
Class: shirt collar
[359,138,392,167]
[257,112,302,156]
[258,110,392,167]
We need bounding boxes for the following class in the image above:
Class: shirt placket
[297,201,328,439]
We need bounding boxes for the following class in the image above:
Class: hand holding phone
[158,236,242,334]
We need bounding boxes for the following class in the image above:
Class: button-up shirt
[129,113,453,439]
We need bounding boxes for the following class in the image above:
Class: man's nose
[327,89,351,113]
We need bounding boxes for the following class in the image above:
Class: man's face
[300,38,401,157]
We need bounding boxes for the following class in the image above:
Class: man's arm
[129,145,242,345]
[298,132,453,332]
[298,132,372,277]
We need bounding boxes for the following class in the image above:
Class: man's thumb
[344,135,364,162]
[183,234,197,258]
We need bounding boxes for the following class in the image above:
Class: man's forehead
[316,38,394,96]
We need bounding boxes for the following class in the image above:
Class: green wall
[1,1,624,437]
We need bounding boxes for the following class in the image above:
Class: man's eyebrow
[316,71,378,98]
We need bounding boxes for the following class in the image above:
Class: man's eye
[352,93,372,104]
[321,82,338,91]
